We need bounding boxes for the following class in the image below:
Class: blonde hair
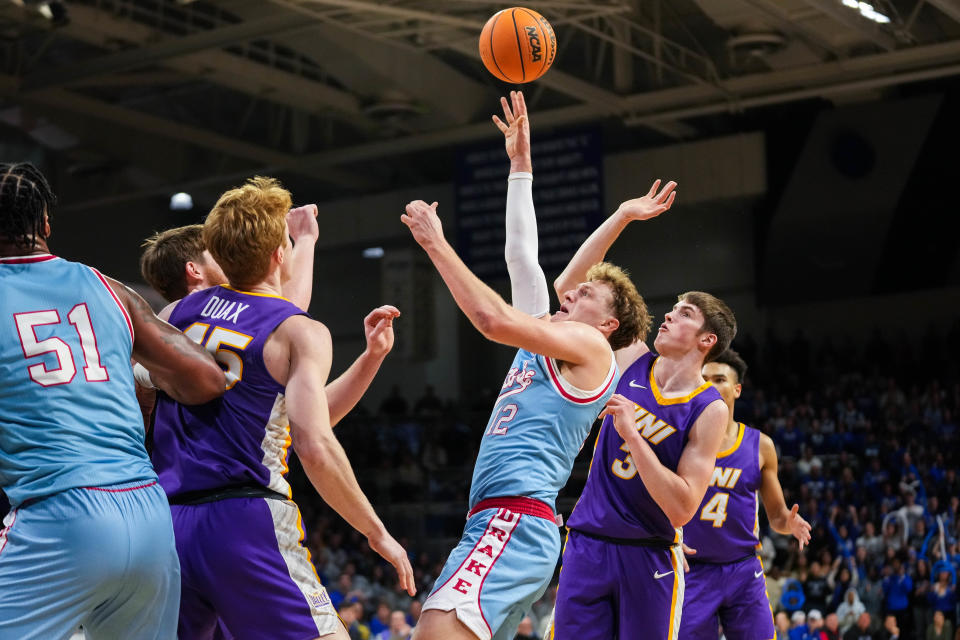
[678,291,737,362]
[140,224,205,302]
[203,176,291,288]
[587,262,652,350]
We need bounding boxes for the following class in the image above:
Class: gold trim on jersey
[219,284,292,302]
[648,357,713,406]
[716,423,746,458]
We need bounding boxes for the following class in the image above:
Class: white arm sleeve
[505,172,550,318]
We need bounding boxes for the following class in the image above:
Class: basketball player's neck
[0,238,50,257]
[652,348,706,395]
[231,268,283,298]
[721,415,740,449]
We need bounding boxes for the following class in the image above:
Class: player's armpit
[107,276,225,404]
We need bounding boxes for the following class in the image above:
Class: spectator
[928,611,954,640]
[369,601,392,636]
[791,610,809,640]
[776,612,792,640]
[413,385,443,418]
[843,613,875,640]
[882,560,913,631]
[340,600,371,640]
[837,588,867,634]
[880,615,901,640]
[822,613,842,640]
[375,610,412,640]
[514,616,538,640]
[805,610,825,640]
[929,569,958,626]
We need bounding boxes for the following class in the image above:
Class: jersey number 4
[14,305,109,387]
[699,492,729,528]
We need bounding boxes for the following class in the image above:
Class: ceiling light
[169,192,193,211]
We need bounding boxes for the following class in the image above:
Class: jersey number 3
[15,305,109,387]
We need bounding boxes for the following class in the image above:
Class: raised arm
[604,394,727,527]
[401,200,611,371]
[282,204,319,311]
[107,277,225,405]
[283,316,415,596]
[758,433,812,550]
[554,180,677,299]
[325,305,400,427]
[493,91,549,317]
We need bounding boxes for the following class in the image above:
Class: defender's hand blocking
[367,528,417,597]
[364,305,400,358]
[492,90,531,170]
[787,503,812,551]
[287,204,319,244]
[401,200,443,250]
[615,179,677,222]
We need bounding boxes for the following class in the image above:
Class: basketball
[479,7,556,84]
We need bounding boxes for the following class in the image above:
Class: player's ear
[184,261,203,286]
[699,332,717,353]
[42,211,51,238]
[600,315,619,335]
[734,383,742,400]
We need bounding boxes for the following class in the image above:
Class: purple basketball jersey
[566,352,723,542]
[152,285,306,500]
[683,423,762,563]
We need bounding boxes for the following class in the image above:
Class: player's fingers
[663,191,677,209]
[492,115,509,133]
[501,96,514,123]
[657,180,678,201]
[790,504,800,517]
[647,179,661,197]
[379,304,401,316]
[430,201,439,210]
[517,89,527,116]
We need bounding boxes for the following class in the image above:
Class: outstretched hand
[367,529,417,597]
[492,90,532,171]
[787,503,812,551]
[287,204,319,244]
[401,200,443,250]
[615,179,677,222]
[363,305,400,358]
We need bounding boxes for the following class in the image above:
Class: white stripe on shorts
[423,507,523,640]
[265,499,340,636]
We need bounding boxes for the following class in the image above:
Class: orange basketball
[479,7,557,84]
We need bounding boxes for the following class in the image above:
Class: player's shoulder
[275,313,330,346]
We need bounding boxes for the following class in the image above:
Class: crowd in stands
[288,323,960,640]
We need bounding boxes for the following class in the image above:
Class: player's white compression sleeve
[505,172,550,318]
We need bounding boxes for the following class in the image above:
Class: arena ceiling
[2,0,960,210]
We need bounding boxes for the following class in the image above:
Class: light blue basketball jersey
[0,254,155,508]
[468,348,618,509]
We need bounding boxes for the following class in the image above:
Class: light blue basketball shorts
[0,480,180,640]
[423,500,561,640]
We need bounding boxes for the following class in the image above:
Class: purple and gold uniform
[554,352,722,640]
[152,285,339,640]
[680,424,776,640]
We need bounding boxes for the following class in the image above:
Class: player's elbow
[473,306,510,340]
[668,499,700,529]
[294,434,335,470]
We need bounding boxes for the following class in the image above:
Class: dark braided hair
[0,162,57,250]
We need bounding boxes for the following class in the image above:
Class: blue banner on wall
[455,128,604,279]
